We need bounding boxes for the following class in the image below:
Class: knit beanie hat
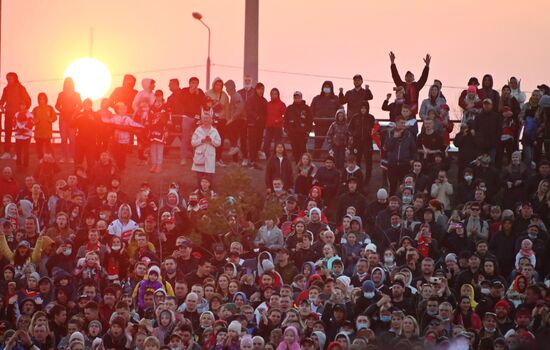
[228,320,242,333]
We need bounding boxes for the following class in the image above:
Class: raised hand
[389,51,396,64]
[424,54,431,66]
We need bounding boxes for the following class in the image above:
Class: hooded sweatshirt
[132,78,156,112]
[326,109,350,148]
[480,74,500,112]
[0,73,31,113]
[206,77,230,120]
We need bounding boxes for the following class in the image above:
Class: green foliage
[191,167,282,245]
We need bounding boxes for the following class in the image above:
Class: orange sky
[2,0,549,118]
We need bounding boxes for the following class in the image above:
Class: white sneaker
[216,160,227,167]
[258,151,266,160]
[180,159,187,166]
[241,159,249,167]
[228,147,240,156]
[0,153,10,160]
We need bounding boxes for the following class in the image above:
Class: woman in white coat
[191,111,221,186]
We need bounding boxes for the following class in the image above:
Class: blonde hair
[144,336,160,348]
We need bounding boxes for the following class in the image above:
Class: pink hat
[467,85,477,93]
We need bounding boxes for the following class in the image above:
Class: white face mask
[64,249,72,256]
[464,175,473,182]
[323,87,331,94]
[481,288,490,295]
[111,245,121,251]
[391,223,401,229]
[356,322,369,330]
[273,186,284,193]
[363,292,375,299]
[402,196,412,204]
[384,256,394,264]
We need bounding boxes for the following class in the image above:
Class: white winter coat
[191,125,221,174]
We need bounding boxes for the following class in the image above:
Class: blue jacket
[384,129,417,165]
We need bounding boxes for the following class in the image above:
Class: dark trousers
[3,111,15,152]
[35,138,53,159]
[263,127,283,156]
[15,139,30,166]
[334,145,346,170]
[314,123,330,158]
[289,134,308,162]
[356,145,373,181]
[227,119,247,161]
[388,162,410,195]
[247,126,261,162]
[215,119,227,160]
[75,140,96,170]
[112,143,129,170]
[496,140,515,169]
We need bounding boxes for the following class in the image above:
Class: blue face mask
[380,315,391,323]
[323,87,331,94]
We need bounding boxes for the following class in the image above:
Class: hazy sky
[2,0,549,118]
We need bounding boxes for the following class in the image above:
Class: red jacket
[0,178,20,199]
[265,99,286,128]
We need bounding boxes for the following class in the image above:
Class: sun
[64,57,111,100]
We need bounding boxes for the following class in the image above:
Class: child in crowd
[326,109,351,171]
[14,102,34,167]
[108,102,144,170]
[147,99,168,173]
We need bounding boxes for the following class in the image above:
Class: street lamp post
[192,12,211,90]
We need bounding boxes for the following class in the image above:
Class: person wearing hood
[224,79,247,163]
[107,203,138,242]
[336,178,367,225]
[245,82,268,168]
[508,76,526,107]
[321,302,351,343]
[389,51,430,116]
[311,81,341,158]
[152,308,176,346]
[263,88,286,156]
[131,78,155,113]
[349,102,376,182]
[480,74,500,112]
[419,85,446,122]
[326,108,350,171]
[474,98,502,157]
[206,77,230,166]
[109,74,138,114]
[1,72,31,159]
[312,330,326,350]
[55,77,82,163]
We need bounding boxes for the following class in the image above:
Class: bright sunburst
[64,57,111,100]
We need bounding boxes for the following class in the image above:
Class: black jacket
[474,110,502,152]
[349,112,375,149]
[336,191,367,223]
[284,101,313,136]
[339,87,373,117]
[245,93,267,127]
[265,156,293,190]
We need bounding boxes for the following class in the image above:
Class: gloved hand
[329,149,335,157]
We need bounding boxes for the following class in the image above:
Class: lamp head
[192,12,203,20]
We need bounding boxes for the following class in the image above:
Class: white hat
[365,243,377,253]
[377,188,388,200]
